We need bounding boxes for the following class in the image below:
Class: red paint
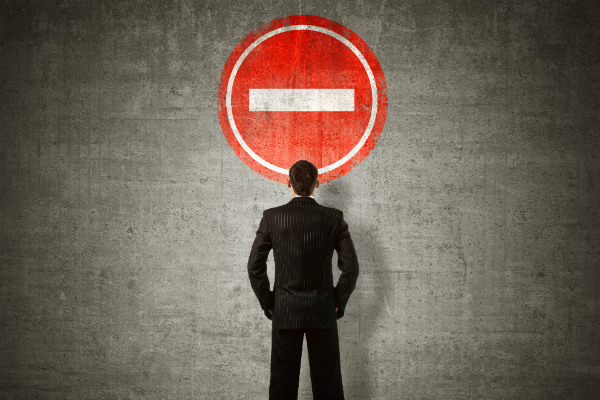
[218,15,387,184]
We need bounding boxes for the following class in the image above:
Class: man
[247,160,359,400]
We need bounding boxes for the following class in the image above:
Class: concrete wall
[1,0,599,398]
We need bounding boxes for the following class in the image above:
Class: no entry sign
[218,15,387,184]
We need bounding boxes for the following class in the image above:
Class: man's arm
[247,211,274,319]
[333,211,359,319]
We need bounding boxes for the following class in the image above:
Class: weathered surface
[1,0,599,399]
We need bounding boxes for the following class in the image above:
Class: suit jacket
[247,196,359,329]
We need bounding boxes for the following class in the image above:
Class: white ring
[226,24,378,175]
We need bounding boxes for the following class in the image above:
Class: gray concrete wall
[1,0,599,399]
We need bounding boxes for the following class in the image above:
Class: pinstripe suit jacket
[247,196,359,329]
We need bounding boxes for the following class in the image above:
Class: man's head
[288,160,319,196]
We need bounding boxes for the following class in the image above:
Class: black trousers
[269,324,345,400]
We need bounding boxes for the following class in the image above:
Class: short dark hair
[289,160,318,196]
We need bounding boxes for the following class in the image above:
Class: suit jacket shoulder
[267,200,342,213]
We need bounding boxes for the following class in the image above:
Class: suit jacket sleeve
[247,211,274,319]
[333,211,359,319]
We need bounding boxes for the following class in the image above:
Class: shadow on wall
[321,178,391,399]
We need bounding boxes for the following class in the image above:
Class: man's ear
[287,179,291,188]
[315,180,320,188]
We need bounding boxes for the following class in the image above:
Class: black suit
[247,195,359,399]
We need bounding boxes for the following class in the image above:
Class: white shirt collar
[293,194,314,199]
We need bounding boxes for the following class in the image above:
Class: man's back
[248,196,359,329]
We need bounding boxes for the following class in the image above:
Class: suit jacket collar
[289,196,317,204]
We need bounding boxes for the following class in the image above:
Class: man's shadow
[300,179,390,399]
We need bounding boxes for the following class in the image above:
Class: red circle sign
[218,15,387,184]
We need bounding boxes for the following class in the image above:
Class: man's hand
[336,307,339,311]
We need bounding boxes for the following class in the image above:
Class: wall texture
[1,0,599,399]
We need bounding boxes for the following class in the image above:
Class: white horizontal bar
[249,89,354,112]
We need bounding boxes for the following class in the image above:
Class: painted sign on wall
[218,15,387,183]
